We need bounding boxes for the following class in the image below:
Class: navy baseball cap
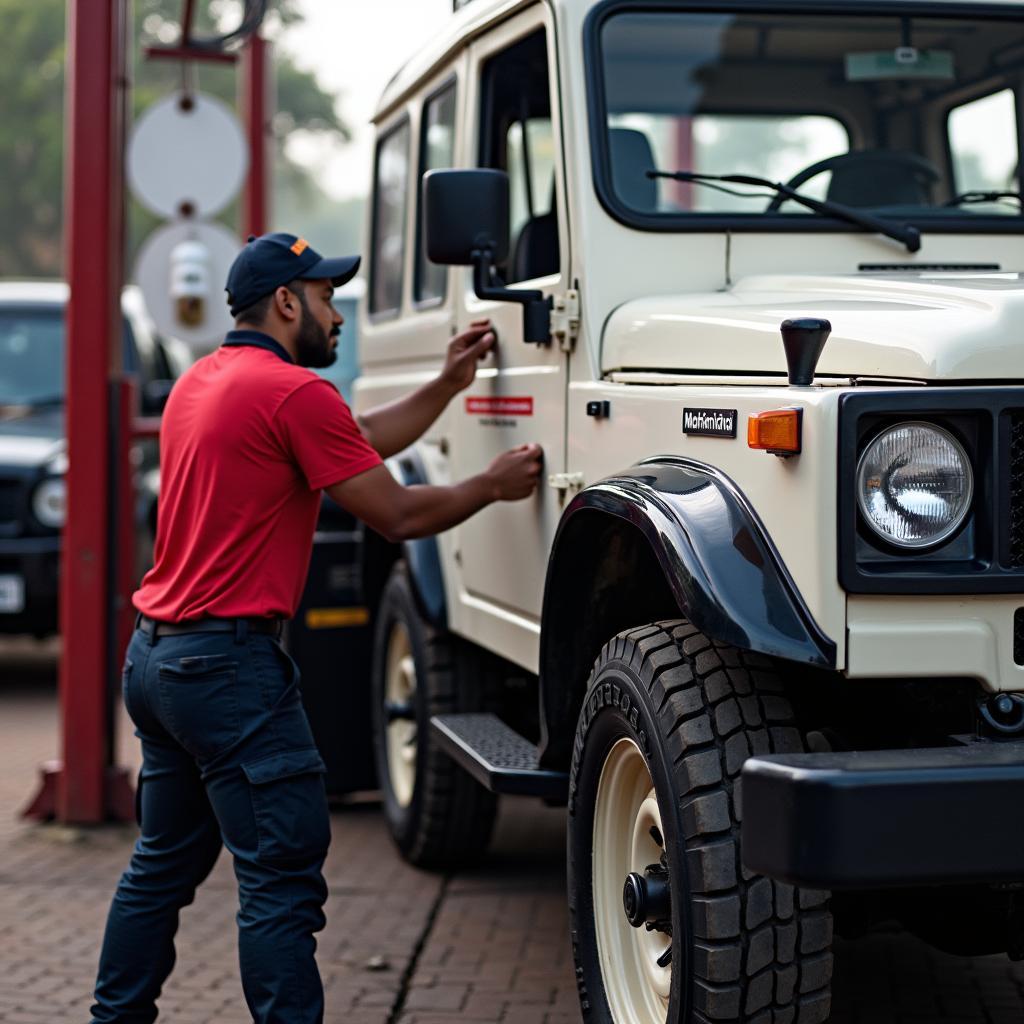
[225,232,361,317]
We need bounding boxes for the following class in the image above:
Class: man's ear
[273,286,299,322]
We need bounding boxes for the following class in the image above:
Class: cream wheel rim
[384,621,417,807]
[593,737,672,1023]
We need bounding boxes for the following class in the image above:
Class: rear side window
[370,119,411,316]
[416,81,457,306]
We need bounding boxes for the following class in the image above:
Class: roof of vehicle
[0,280,68,305]
[373,0,1024,122]
[373,0,529,121]
[0,280,148,314]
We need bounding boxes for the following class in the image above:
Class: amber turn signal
[748,408,802,456]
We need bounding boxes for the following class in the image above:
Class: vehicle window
[479,28,560,283]
[609,113,848,213]
[596,10,1024,227]
[416,82,457,305]
[507,117,555,245]
[949,90,1020,214]
[0,310,64,405]
[370,119,411,316]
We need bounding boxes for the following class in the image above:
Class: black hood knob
[781,317,831,386]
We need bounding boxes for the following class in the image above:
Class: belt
[136,614,284,640]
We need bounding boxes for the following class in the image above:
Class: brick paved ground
[1,639,1023,1023]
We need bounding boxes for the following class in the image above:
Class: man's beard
[293,293,338,369]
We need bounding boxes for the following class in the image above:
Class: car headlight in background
[32,477,67,529]
[856,422,973,549]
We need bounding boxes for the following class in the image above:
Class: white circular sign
[128,93,249,219]
[135,220,242,348]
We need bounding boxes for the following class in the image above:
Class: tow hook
[623,864,672,932]
[980,693,1024,735]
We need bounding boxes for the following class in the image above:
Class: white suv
[347,2,1024,1020]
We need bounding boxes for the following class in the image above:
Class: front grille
[1015,609,1024,666]
[1010,415,1024,568]
[0,479,21,528]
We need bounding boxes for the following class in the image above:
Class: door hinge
[548,471,584,493]
[551,289,580,352]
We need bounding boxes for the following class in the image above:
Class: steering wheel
[765,149,942,212]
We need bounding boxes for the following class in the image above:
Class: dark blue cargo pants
[90,622,330,1024]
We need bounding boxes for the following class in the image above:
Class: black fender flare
[384,448,447,628]
[538,456,836,765]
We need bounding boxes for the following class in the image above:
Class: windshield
[0,310,63,406]
[595,8,1024,227]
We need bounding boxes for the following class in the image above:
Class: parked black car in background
[0,281,190,637]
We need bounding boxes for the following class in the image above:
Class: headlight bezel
[31,476,67,529]
[855,419,975,552]
[834,389,1024,596]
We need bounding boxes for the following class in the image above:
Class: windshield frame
[584,0,1024,235]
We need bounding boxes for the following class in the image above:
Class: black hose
[187,0,268,52]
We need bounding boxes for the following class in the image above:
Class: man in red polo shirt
[90,233,542,1024]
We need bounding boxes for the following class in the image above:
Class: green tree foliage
[0,0,65,276]
[1,0,351,279]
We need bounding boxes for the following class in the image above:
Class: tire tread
[572,620,833,1022]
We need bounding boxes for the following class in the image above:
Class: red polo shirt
[134,332,382,622]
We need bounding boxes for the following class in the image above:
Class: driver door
[446,10,569,674]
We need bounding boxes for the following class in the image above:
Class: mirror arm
[471,249,552,344]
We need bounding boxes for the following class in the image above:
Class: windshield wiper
[0,394,64,409]
[944,190,1023,209]
[647,169,922,253]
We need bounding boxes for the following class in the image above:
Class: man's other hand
[441,319,497,393]
[485,443,544,501]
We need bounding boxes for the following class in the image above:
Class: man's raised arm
[325,442,543,543]
[356,320,496,459]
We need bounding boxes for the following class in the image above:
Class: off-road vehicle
[0,283,188,636]
[348,1,1024,1019]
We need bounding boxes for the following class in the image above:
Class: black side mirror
[423,168,551,344]
[424,168,509,265]
[142,379,174,416]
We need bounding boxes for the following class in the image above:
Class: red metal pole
[241,34,271,238]
[58,0,129,823]
[674,116,694,210]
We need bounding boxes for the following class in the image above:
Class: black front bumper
[741,738,1024,889]
[0,536,60,635]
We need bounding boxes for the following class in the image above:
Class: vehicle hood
[0,407,65,468]
[602,271,1024,381]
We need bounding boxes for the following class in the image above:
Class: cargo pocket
[242,748,330,863]
[156,655,241,761]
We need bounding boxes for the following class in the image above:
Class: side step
[430,712,569,800]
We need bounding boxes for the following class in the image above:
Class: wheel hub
[592,738,674,1021]
[623,865,672,931]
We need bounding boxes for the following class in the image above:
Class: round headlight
[32,477,66,529]
[856,422,973,549]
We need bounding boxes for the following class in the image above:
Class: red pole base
[22,761,136,824]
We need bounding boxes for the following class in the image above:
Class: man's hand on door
[440,319,497,394]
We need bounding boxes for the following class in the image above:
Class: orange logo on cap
[290,238,309,255]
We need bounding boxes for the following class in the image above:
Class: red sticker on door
[465,396,534,416]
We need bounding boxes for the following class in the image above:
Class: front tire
[371,563,498,868]
[568,620,833,1023]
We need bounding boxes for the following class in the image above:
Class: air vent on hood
[859,263,1001,272]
